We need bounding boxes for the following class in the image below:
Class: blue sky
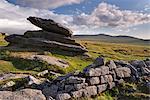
[0,0,150,39]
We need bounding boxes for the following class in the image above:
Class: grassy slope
[79,40,150,61]
[74,34,150,46]
[0,34,150,74]
[0,34,150,100]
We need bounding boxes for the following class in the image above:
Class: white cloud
[72,3,150,28]
[0,0,73,34]
[0,1,150,39]
[15,0,84,9]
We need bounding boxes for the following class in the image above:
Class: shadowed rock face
[5,35,87,54]
[27,17,72,37]
[24,30,81,46]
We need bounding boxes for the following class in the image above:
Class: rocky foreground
[5,17,87,56]
[0,57,149,100]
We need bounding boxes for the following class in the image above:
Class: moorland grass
[0,37,149,74]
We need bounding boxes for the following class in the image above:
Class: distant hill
[73,34,150,46]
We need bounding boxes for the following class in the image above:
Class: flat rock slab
[27,17,72,37]
[0,89,46,100]
[24,30,80,46]
[5,35,87,54]
[0,73,28,81]
[30,55,69,68]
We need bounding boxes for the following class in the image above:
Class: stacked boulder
[5,17,87,56]
[42,57,150,100]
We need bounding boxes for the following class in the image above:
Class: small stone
[25,75,41,85]
[110,70,117,81]
[130,60,147,68]
[74,83,88,90]
[125,64,139,78]
[37,70,49,77]
[42,84,58,98]
[84,66,109,76]
[66,76,85,84]
[115,79,124,84]
[56,73,73,81]
[145,60,150,67]
[115,67,131,78]
[71,89,84,98]
[106,60,117,70]
[141,67,150,75]
[100,75,113,84]
[48,96,55,100]
[56,93,71,100]
[108,82,115,89]
[114,60,128,66]
[64,85,75,92]
[138,61,147,68]
[97,84,107,93]
[101,66,110,75]
[93,57,105,67]
[87,77,100,85]
[83,86,97,97]
[84,68,100,76]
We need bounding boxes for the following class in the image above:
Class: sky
[0,0,150,39]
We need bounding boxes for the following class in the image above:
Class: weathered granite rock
[48,96,55,100]
[141,67,150,75]
[130,60,147,68]
[115,67,131,78]
[56,93,71,100]
[5,34,23,44]
[145,59,150,67]
[106,60,117,70]
[25,75,41,85]
[101,66,110,75]
[74,83,88,90]
[64,85,75,92]
[93,57,105,67]
[0,81,15,91]
[65,76,85,84]
[97,84,108,93]
[24,30,80,46]
[84,66,109,76]
[114,60,128,66]
[55,73,73,81]
[30,55,69,68]
[83,86,97,97]
[125,64,139,78]
[71,89,84,98]
[87,77,100,85]
[42,84,58,98]
[5,17,87,56]
[108,82,115,89]
[110,70,117,81]
[37,70,49,77]
[27,17,72,37]
[100,75,113,84]
[0,89,46,100]
[5,35,87,54]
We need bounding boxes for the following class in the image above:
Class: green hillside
[73,34,150,46]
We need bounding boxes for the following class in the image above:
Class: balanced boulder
[27,16,72,37]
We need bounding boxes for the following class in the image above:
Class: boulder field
[5,17,87,56]
[0,57,149,100]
